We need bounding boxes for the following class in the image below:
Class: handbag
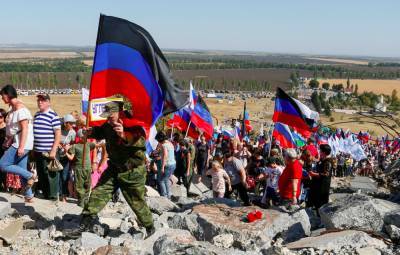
[42,152,64,172]
[47,158,64,172]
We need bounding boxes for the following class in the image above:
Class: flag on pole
[292,131,306,147]
[190,86,213,139]
[272,88,319,137]
[81,88,89,115]
[88,14,188,133]
[272,123,296,148]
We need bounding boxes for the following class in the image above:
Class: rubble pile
[0,180,398,255]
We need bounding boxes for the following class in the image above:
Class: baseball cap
[37,94,50,101]
[63,114,76,123]
[100,101,122,118]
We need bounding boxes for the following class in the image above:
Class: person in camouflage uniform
[64,129,95,207]
[69,101,154,237]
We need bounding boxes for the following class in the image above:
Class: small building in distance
[374,95,387,112]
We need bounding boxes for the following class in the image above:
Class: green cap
[100,101,122,118]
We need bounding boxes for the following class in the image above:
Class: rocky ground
[0,177,398,255]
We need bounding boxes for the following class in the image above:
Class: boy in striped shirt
[33,94,61,200]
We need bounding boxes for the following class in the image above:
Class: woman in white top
[0,85,35,202]
[155,131,176,199]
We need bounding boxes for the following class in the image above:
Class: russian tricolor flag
[273,88,319,138]
[81,88,89,116]
[272,123,296,149]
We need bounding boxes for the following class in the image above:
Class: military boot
[63,215,94,239]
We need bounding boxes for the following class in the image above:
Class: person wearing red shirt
[278,148,303,205]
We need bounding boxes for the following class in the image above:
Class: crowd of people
[0,84,108,207]
[0,83,395,235]
[146,129,394,214]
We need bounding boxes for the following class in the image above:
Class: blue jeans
[157,164,175,198]
[0,146,32,198]
[59,157,70,197]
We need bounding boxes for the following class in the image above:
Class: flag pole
[185,120,192,138]
[241,101,246,139]
[170,123,174,140]
[82,14,103,169]
[268,123,274,157]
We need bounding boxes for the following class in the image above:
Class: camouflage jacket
[90,123,146,170]
[317,157,336,177]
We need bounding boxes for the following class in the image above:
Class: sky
[0,0,399,57]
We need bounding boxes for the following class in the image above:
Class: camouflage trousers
[82,164,153,228]
[74,167,91,208]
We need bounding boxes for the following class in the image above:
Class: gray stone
[189,182,210,197]
[77,232,109,251]
[99,217,122,229]
[172,196,198,210]
[109,237,124,246]
[384,209,400,228]
[145,196,179,215]
[0,219,23,244]
[154,212,176,230]
[153,231,248,255]
[170,184,187,198]
[385,224,400,241]
[168,204,310,251]
[319,194,400,232]
[212,233,234,248]
[0,201,11,220]
[201,197,241,207]
[93,245,130,255]
[38,228,49,240]
[286,230,386,251]
[145,185,160,197]
[119,220,131,233]
[349,176,379,193]
[355,247,382,255]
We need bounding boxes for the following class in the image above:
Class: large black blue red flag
[272,88,319,138]
[89,14,188,130]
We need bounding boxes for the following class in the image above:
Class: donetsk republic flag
[89,14,188,130]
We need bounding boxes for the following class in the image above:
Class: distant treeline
[168,58,400,79]
[0,58,399,80]
[0,60,90,72]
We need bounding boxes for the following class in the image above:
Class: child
[257,157,284,207]
[65,129,96,207]
[206,160,231,198]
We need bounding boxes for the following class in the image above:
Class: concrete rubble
[0,176,397,255]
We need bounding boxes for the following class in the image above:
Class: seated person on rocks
[206,160,231,198]
[257,157,283,208]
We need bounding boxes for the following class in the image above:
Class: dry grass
[0,95,82,118]
[82,60,94,66]
[5,94,391,137]
[0,51,80,59]
[306,57,369,65]
[319,79,400,95]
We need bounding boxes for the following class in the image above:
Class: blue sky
[0,1,399,57]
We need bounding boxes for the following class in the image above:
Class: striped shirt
[33,108,61,152]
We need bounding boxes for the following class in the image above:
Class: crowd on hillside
[0,83,395,216]
[0,84,106,206]
[146,129,393,212]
